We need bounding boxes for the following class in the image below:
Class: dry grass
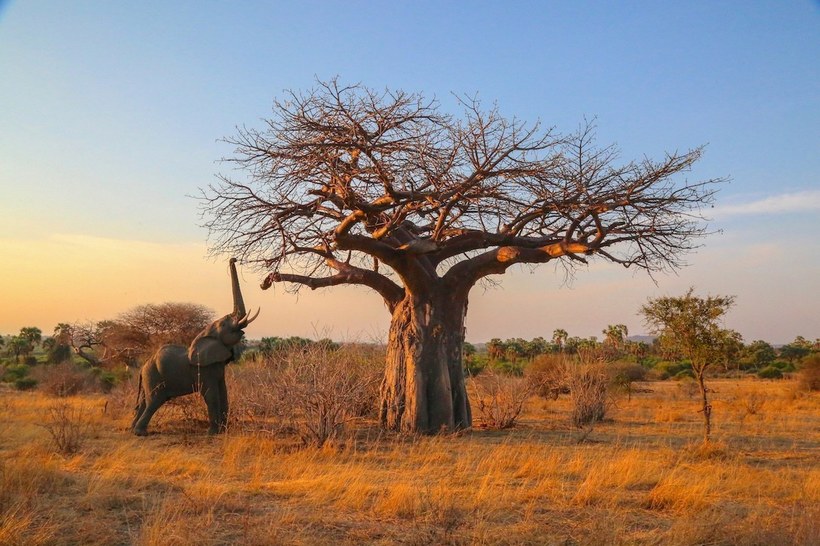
[0,378,817,545]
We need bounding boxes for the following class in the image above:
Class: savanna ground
[1,373,818,545]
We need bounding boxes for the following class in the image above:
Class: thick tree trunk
[379,288,471,434]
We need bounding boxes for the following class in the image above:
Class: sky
[0,1,818,345]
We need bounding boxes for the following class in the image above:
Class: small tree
[42,336,72,364]
[19,326,42,346]
[741,340,776,370]
[640,288,737,442]
[56,303,214,368]
[552,329,569,352]
[602,324,628,349]
[779,340,810,364]
[5,336,32,363]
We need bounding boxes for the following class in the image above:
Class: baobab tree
[201,80,722,434]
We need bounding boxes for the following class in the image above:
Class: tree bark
[379,286,471,433]
[695,368,711,442]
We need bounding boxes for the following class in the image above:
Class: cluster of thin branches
[201,79,722,302]
[39,403,96,455]
[230,343,383,446]
[470,369,533,429]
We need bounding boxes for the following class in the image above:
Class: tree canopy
[203,80,720,303]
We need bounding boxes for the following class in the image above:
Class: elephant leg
[218,378,229,431]
[131,397,147,431]
[133,392,169,436]
[202,386,222,434]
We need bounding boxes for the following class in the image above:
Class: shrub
[673,369,694,380]
[464,353,487,376]
[797,354,820,391]
[525,354,569,400]
[608,362,647,398]
[652,360,689,380]
[490,359,526,377]
[757,366,783,379]
[2,364,30,382]
[470,369,532,429]
[14,377,38,390]
[39,402,95,455]
[89,368,119,392]
[607,362,647,382]
[271,343,382,446]
[567,364,609,427]
[676,377,699,398]
[33,363,95,396]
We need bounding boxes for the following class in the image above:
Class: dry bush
[31,362,95,397]
[607,361,647,401]
[567,363,610,428]
[525,353,569,400]
[742,391,766,416]
[227,360,288,430]
[676,376,699,398]
[103,372,138,421]
[229,343,384,438]
[261,344,382,446]
[797,353,820,391]
[38,402,95,455]
[470,369,532,429]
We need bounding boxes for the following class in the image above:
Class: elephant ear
[188,335,232,367]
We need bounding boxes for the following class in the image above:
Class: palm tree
[552,329,568,351]
[603,324,629,349]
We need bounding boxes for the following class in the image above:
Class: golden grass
[0,378,818,545]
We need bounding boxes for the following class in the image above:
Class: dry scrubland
[1,372,818,546]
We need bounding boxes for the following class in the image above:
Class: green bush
[673,369,695,380]
[14,377,38,390]
[608,362,647,382]
[653,360,689,379]
[491,359,526,377]
[3,364,30,382]
[97,370,118,392]
[757,366,783,379]
[638,356,662,369]
[464,353,488,376]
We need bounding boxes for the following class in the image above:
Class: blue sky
[1,1,818,343]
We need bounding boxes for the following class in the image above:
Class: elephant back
[188,334,233,367]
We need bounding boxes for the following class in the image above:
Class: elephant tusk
[240,308,260,327]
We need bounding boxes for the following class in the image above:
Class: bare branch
[200,80,722,300]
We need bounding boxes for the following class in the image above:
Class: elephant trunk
[229,258,246,319]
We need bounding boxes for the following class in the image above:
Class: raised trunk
[229,258,246,317]
[379,286,471,433]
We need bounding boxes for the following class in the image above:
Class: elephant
[131,258,259,436]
